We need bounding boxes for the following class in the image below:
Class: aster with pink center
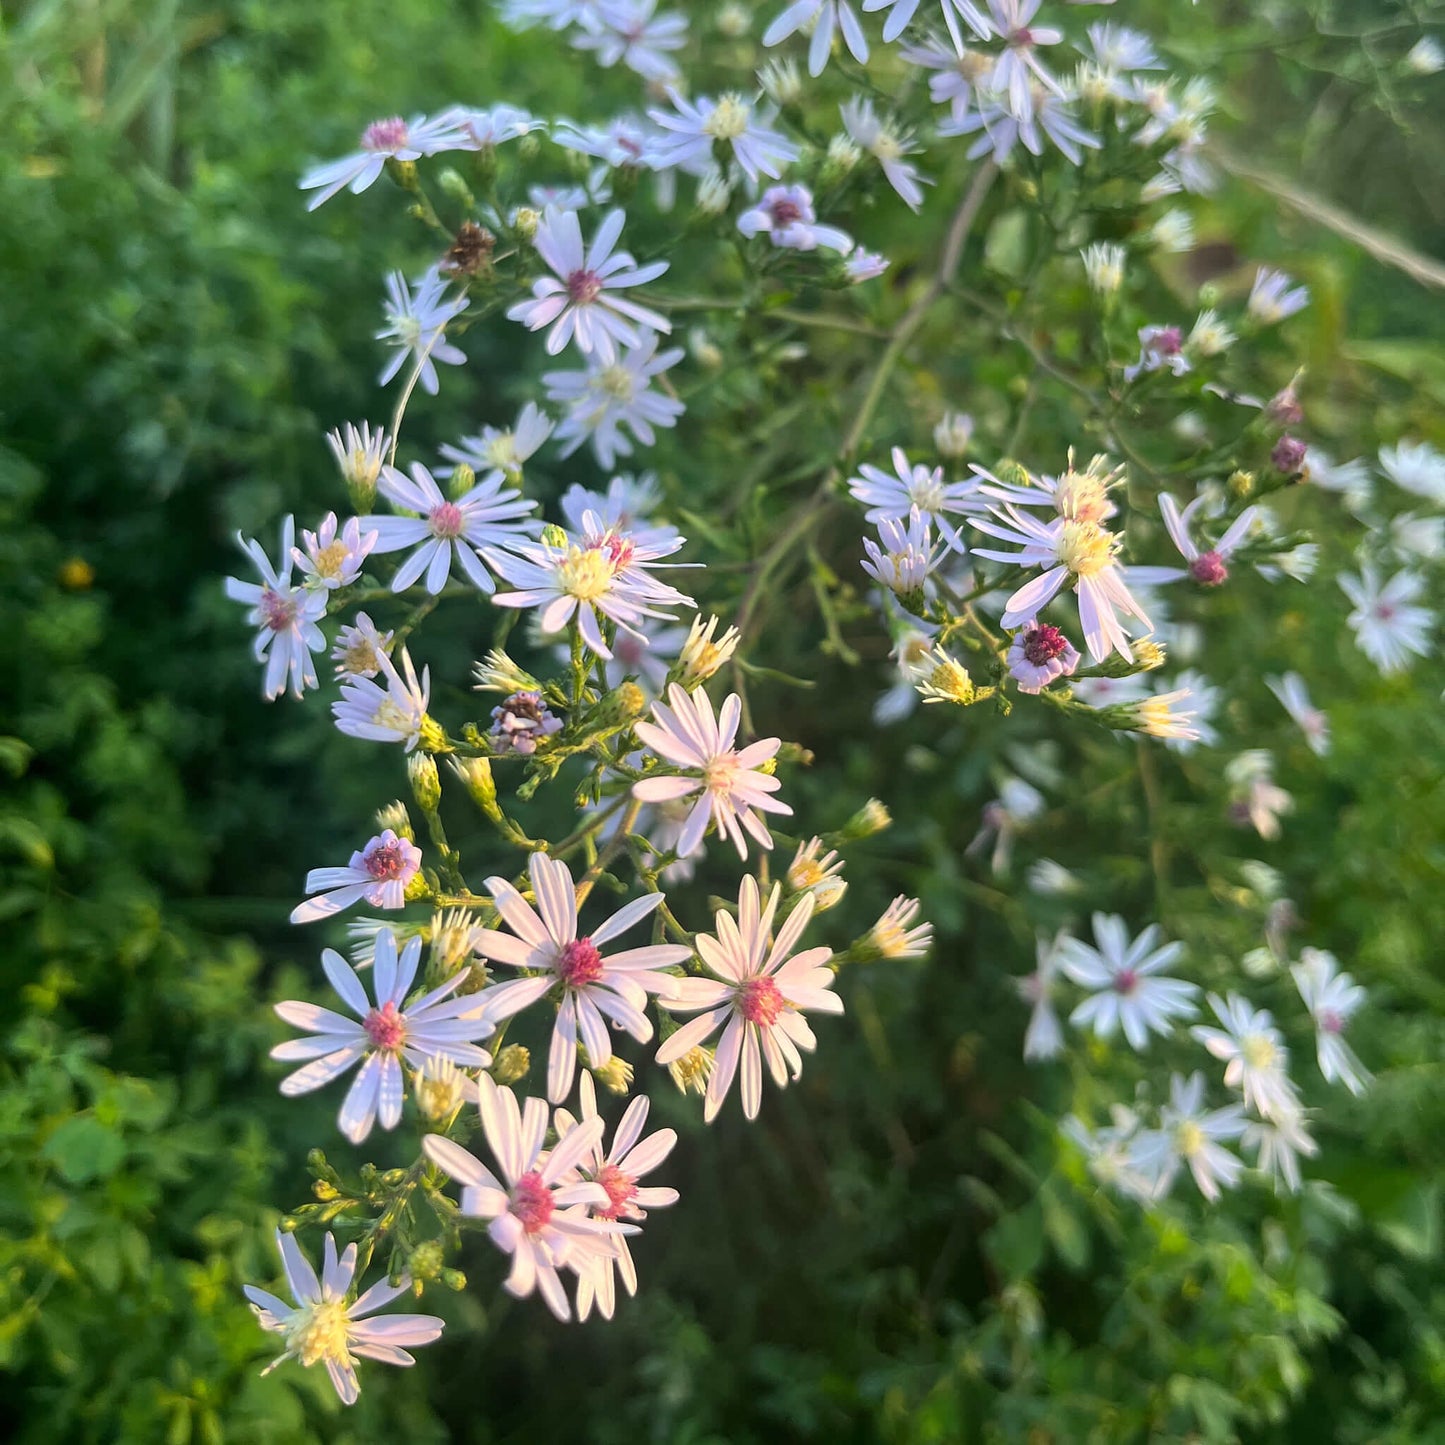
[970,502,1152,662]
[422,1076,629,1320]
[299,113,474,211]
[473,852,692,1103]
[290,829,422,925]
[244,1230,444,1405]
[1059,912,1198,1050]
[1150,493,1259,586]
[554,1072,679,1320]
[1007,617,1080,694]
[272,930,493,1144]
[633,683,792,859]
[506,207,670,364]
[657,876,841,1122]
[225,515,329,700]
[738,183,854,253]
[361,461,538,595]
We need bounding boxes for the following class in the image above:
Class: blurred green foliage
[2,0,1443,1441]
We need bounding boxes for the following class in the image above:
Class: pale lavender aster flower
[1379,440,1445,504]
[763,0,869,76]
[293,513,376,590]
[1152,493,1259,586]
[738,183,853,252]
[863,0,991,48]
[861,507,942,600]
[1266,672,1330,756]
[244,1231,443,1404]
[1060,913,1198,1049]
[572,0,688,83]
[868,895,932,958]
[1292,948,1371,1095]
[1226,750,1293,840]
[1133,1071,1247,1202]
[1247,266,1309,325]
[225,516,328,700]
[1018,933,1064,1061]
[845,247,890,282]
[436,103,547,149]
[299,113,472,210]
[902,32,996,119]
[1190,992,1299,1120]
[1122,323,1190,382]
[656,876,840,1122]
[633,683,791,857]
[473,852,691,1102]
[290,830,422,925]
[439,403,554,477]
[841,97,931,211]
[649,90,799,182]
[272,930,493,1143]
[942,88,1099,166]
[333,648,431,750]
[849,446,983,532]
[983,0,1065,119]
[560,473,677,552]
[508,208,670,364]
[331,612,394,679]
[325,421,389,493]
[1340,563,1434,673]
[361,461,538,596]
[1244,1112,1317,1194]
[377,269,468,394]
[422,1076,628,1320]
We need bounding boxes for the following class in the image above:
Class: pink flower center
[364,839,410,880]
[429,502,465,539]
[362,117,410,152]
[557,937,604,988]
[1153,326,1183,355]
[510,1171,555,1233]
[1189,550,1229,586]
[363,1001,407,1051]
[1022,624,1068,666]
[737,975,785,1027]
[1319,1008,1344,1035]
[567,269,604,304]
[1010,27,1035,47]
[261,588,298,632]
[770,197,804,226]
[1375,602,1396,621]
[594,1163,639,1221]
[615,632,646,666]
[598,533,635,569]
[1112,969,1139,996]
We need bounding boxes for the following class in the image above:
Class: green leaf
[41,1116,127,1184]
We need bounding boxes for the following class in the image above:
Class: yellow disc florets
[285,1299,352,1369]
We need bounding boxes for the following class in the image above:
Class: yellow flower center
[285,1299,352,1369]
[1055,520,1116,577]
[1136,698,1173,736]
[705,94,751,140]
[928,658,974,702]
[872,130,903,162]
[669,1045,714,1096]
[789,858,827,890]
[597,364,636,400]
[557,545,616,601]
[1242,1035,1277,1070]
[1175,1120,1205,1158]
[313,540,351,579]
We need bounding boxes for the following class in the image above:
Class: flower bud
[991,456,1031,488]
[437,167,475,207]
[513,206,541,240]
[581,682,646,734]
[716,1,749,35]
[841,798,891,840]
[375,800,415,840]
[695,166,731,216]
[541,522,569,549]
[688,327,724,370]
[408,1240,445,1281]
[492,1044,531,1086]
[415,1057,469,1122]
[821,134,860,183]
[448,755,499,818]
[1228,469,1255,499]
[933,410,974,459]
[589,1054,635,1095]
[1271,434,1307,475]
[408,752,442,812]
[447,462,476,500]
[418,715,449,754]
[674,615,741,687]
[757,58,803,106]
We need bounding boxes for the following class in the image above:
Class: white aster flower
[633,683,791,857]
[1304,448,1372,509]
[1244,1112,1318,1194]
[738,183,854,252]
[244,1231,443,1404]
[299,113,472,210]
[554,1072,679,1321]
[1292,947,1371,1095]
[1266,672,1330,756]
[974,451,1122,524]
[1247,266,1309,325]
[1017,933,1064,1060]
[271,931,493,1143]
[676,612,742,686]
[863,0,990,47]
[1406,36,1445,74]
[903,32,996,119]
[439,403,555,478]
[377,268,468,395]
[290,829,422,925]
[841,97,931,211]
[1389,512,1445,562]
[1081,241,1125,297]
[1027,858,1081,896]
[1060,912,1198,1049]
[422,1077,626,1320]
[473,852,691,1103]
[435,102,547,149]
[763,0,869,76]
[787,836,845,901]
[1062,1109,1157,1202]
[486,517,694,660]
[1153,494,1259,587]
[844,247,890,282]
[507,208,670,364]
[941,85,1099,167]
[982,0,1065,120]
[868,896,932,959]
[331,612,394,679]
[545,329,687,468]
[293,513,376,590]
[1378,439,1445,504]
[1149,207,1195,253]
[361,461,538,596]
[1339,563,1434,674]
[934,410,975,458]
[649,90,799,183]
[849,445,982,533]
[861,507,943,600]
[657,876,841,1122]
[970,504,1152,662]
[1190,991,1298,1120]
[1133,1071,1248,1202]
[1161,668,1220,752]
[225,516,328,700]
[333,647,431,750]
[572,0,689,83]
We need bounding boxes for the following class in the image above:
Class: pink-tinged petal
[617,1128,676,1179]
[655,1005,730,1062]
[541,1115,607,1186]
[777,984,844,1014]
[590,891,665,945]
[478,1075,523,1184]
[633,774,702,803]
[676,794,713,858]
[275,1000,359,1036]
[348,1342,416,1367]
[548,995,580,1103]
[661,977,734,1010]
[471,928,540,968]
[531,853,578,945]
[278,1230,321,1305]
[518,1091,549,1172]
[775,1009,818,1054]
[588,986,653,1041]
[765,892,815,973]
[289,883,369,925]
[1000,566,1069,627]
[715,692,742,752]
[271,1033,363,1062]
[610,1095,650,1161]
[349,1313,445,1348]
[377,1053,405,1130]
[739,1025,764,1119]
[759,1024,790,1088]
[693,930,745,985]
[489,1210,524,1255]
[703,1014,744,1123]
[503,1234,539,1299]
[479,975,553,1021]
[535,1261,571,1321]
[483,876,550,946]
[602,943,692,973]
[372,929,399,1008]
[422,1134,497,1189]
